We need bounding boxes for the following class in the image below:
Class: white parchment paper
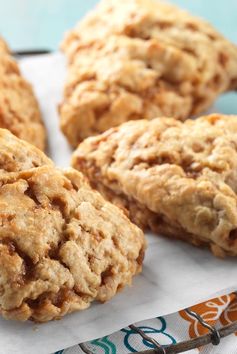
[0,53,236,354]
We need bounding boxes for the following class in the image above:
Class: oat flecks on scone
[72,114,237,258]
[0,129,145,322]
[0,37,46,150]
[60,0,237,147]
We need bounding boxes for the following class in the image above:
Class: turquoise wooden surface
[0,0,237,50]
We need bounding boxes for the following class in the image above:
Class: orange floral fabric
[179,293,236,338]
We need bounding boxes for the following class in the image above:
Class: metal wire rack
[13,49,52,57]
[78,296,237,354]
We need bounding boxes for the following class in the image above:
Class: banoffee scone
[72,114,237,258]
[60,0,237,147]
[0,37,46,150]
[0,129,145,322]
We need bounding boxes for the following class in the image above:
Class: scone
[72,114,237,258]
[0,37,10,54]
[0,129,145,322]
[60,0,237,147]
[0,37,46,150]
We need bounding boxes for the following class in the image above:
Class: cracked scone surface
[0,38,46,150]
[0,129,145,322]
[60,0,237,147]
[72,114,237,258]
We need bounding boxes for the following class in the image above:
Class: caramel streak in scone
[60,0,237,147]
[0,129,145,322]
[0,37,46,150]
[72,114,237,258]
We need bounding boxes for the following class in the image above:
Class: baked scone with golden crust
[0,37,46,150]
[60,0,237,147]
[0,37,10,54]
[0,129,145,322]
[72,114,237,258]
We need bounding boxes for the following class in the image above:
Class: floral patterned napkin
[55,292,237,354]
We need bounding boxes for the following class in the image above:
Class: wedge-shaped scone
[0,129,145,322]
[60,0,237,147]
[0,37,46,150]
[72,114,237,258]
